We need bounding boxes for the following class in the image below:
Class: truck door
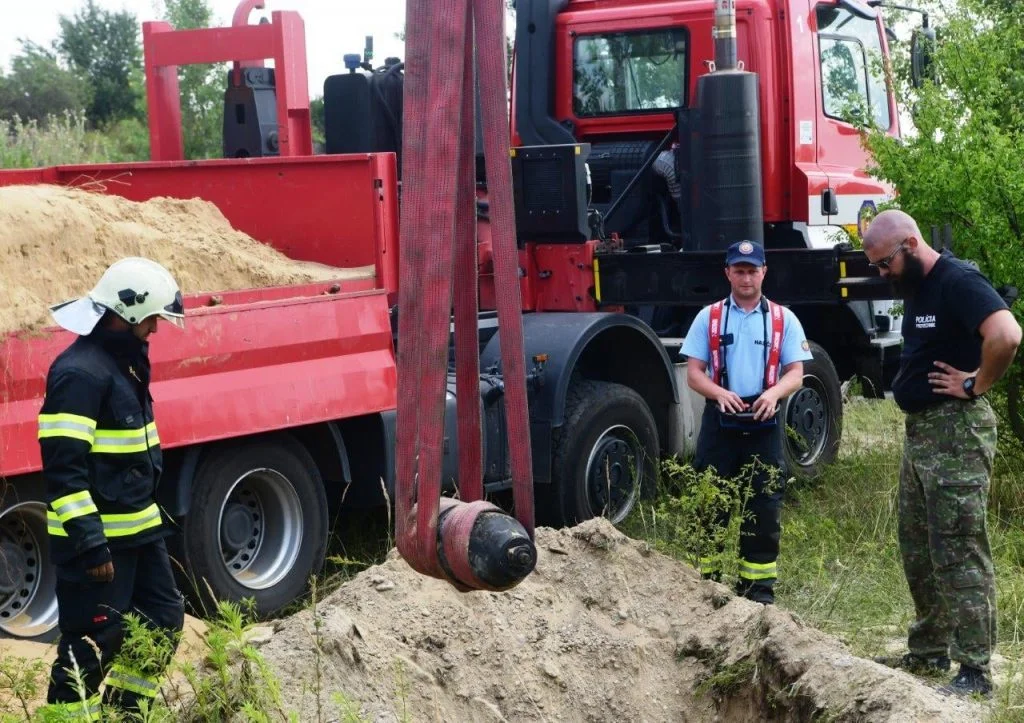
[811,1,897,235]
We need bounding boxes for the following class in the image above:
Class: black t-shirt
[892,252,1008,413]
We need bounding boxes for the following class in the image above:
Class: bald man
[863,209,1020,697]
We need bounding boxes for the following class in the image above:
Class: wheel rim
[218,468,303,590]
[786,373,829,465]
[0,502,58,638]
[585,425,643,524]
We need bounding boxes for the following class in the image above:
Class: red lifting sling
[394,0,536,592]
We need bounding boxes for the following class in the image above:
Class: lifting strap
[394,0,534,588]
[708,297,785,390]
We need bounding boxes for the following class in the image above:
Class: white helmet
[51,257,185,335]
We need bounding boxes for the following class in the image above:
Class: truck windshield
[817,5,891,130]
[573,28,688,117]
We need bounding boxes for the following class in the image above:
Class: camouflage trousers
[900,397,998,670]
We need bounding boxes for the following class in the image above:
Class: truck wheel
[545,380,659,527]
[782,341,842,480]
[0,500,59,641]
[181,436,328,618]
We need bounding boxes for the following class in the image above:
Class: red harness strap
[764,300,784,388]
[709,299,726,386]
[708,298,785,389]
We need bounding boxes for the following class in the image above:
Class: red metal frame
[142,5,312,161]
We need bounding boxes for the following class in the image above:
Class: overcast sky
[0,0,407,98]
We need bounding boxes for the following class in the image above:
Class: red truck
[0,0,920,640]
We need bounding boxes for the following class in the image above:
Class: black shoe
[874,652,951,674]
[939,665,993,698]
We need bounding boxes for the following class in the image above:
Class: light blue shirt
[680,296,814,399]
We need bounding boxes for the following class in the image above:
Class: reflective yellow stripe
[100,504,162,537]
[38,413,97,444]
[699,556,717,574]
[51,490,99,522]
[105,665,160,697]
[47,503,161,538]
[37,694,102,721]
[38,414,160,452]
[91,422,159,454]
[47,515,69,537]
[738,559,778,581]
[593,257,602,302]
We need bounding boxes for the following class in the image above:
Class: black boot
[736,579,774,605]
[940,665,993,698]
[874,652,951,674]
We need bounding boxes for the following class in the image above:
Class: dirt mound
[0,184,361,336]
[258,519,985,722]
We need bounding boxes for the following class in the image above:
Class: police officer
[37,257,187,719]
[680,240,812,604]
[863,210,1021,697]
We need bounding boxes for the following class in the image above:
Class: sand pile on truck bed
[0,184,371,336]
[253,519,985,722]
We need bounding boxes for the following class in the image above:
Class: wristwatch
[963,376,978,399]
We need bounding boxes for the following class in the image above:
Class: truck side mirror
[911,26,937,88]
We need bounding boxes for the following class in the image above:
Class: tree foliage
[0,41,92,124]
[861,0,1024,437]
[161,0,225,160]
[56,0,142,125]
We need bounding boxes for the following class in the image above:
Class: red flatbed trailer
[0,153,399,638]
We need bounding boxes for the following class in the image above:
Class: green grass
[1,112,149,169]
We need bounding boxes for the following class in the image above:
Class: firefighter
[37,257,186,720]
[680,240,812,604]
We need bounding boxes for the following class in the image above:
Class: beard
[891,252,926,296]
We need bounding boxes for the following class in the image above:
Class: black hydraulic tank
[690,69,764,251]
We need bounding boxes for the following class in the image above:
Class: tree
[0,41,92,124]
[161,0,225,159]
[56,0,142,125]
[860,0,1024,438]
[310,96,326,150]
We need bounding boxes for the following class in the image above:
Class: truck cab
[516,0,900,245]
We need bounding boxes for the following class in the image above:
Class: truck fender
[480,312,678,483]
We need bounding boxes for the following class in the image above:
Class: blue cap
[725,240,765,267]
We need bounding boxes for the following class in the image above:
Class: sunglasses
[868,240,908,270]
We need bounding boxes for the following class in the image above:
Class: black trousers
[46,537,184,714]
[693,403,786,602]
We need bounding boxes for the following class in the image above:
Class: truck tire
[0,497,59,641]
[543,380,659,527]
[782,340,842,480]
[180,436,328,618]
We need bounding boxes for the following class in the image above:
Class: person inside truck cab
[37,257,186,720]
[679,240,813,605]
